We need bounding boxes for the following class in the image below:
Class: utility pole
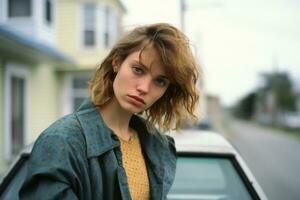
[180,0,186,33]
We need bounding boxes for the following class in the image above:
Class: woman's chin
[126,108,142,115]
[118,104,141,114]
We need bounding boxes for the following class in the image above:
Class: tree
[233,92,256,119]
[261,72,296,112]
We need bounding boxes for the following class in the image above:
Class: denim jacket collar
[75,98,172,164]
[75,98,176,199]
[75,99,119,157]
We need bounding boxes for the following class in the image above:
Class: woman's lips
[127,95,145,107]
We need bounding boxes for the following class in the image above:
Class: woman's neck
[99,98,135,141]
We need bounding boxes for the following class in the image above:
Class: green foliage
[233,71,297,121]
[262,72,296,112]
[233,92,256,119]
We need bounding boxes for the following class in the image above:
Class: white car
[0,131,268,200]
[167,130,268,200]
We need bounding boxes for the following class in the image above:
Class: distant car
[167,130,268,200]
[282,112,300,129]
[195,119,212,130]
[184,118,213,131]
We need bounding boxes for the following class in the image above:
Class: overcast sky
[121,0,300,106]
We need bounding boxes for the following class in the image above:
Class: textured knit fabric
[119,133,150,200]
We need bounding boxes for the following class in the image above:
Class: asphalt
[227,119,300,200]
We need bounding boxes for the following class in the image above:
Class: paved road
[227,120,300,200]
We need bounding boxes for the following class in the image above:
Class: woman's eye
[155,78,168,87]
[132,66,144,75]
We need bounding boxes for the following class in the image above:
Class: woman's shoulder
[23,114,89,194]
[155,132,177,156]
[40,114,81,136]
[34,114,86,154]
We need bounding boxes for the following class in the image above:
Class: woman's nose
[136,77,151,94]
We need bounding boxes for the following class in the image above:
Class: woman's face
[112,48,170,114]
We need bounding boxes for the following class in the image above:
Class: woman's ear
[112,64,118,72]
[112,56,120,72]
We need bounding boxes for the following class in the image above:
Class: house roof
[0,25,75,67]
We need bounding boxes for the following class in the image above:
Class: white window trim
[78,2,118,51]
[71,74,90,108]
[43,0,55,28]
[4,63,30,160]
[61,73,91,115]
[79,2,99,51]
[104,5,110,49]
[60,73,73,116]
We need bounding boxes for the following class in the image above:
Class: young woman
[19,23,200,200]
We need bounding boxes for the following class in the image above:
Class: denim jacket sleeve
[19,116,87,200]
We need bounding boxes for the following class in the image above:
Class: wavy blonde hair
[89,23,200,132]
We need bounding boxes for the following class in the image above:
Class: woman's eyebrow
[157,75,169,80]
[132,60,148,69]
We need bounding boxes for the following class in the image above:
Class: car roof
[168,129,237,155]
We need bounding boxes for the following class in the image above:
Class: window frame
[7,0,32,18]
[104,5,111,48]
[79,3,120,51]
[44,0,53,25]
[61,73,91,115]
[71,74,90,111]
[80,2,97,49]
[4,63,29,160]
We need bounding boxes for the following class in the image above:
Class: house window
[103,5,118,48]
[80,3,120,50]
[8,0,31,17]
[83,4,96,47]
[11,76,25,155]
[72,76,90,111]
[4,64,28,160]
[104,6,111,48]
[45,0,52,24]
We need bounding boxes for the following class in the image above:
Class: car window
[168,157,253,200]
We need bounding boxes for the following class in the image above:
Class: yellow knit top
[119,133,150,200]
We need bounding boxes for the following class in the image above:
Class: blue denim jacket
[19,99,177,200]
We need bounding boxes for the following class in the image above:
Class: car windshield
[168,157,253,200]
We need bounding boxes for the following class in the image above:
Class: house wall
[0,0,125,175]
[0,0,5,23]
[0,0,56,45]
[0,61,30,173]
[28,63,59,142]
[57,0,123,69]
[57,0,79,60]
[34,0,57,45]
[0,61,60,175]
[55,0,125,116]
[0,60,5,175]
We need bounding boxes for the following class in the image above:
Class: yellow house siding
[74,50,109,68]
[57,0,124,70]
[0,62,61,175]
[57,1,80,56]
[27,64,59,142]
